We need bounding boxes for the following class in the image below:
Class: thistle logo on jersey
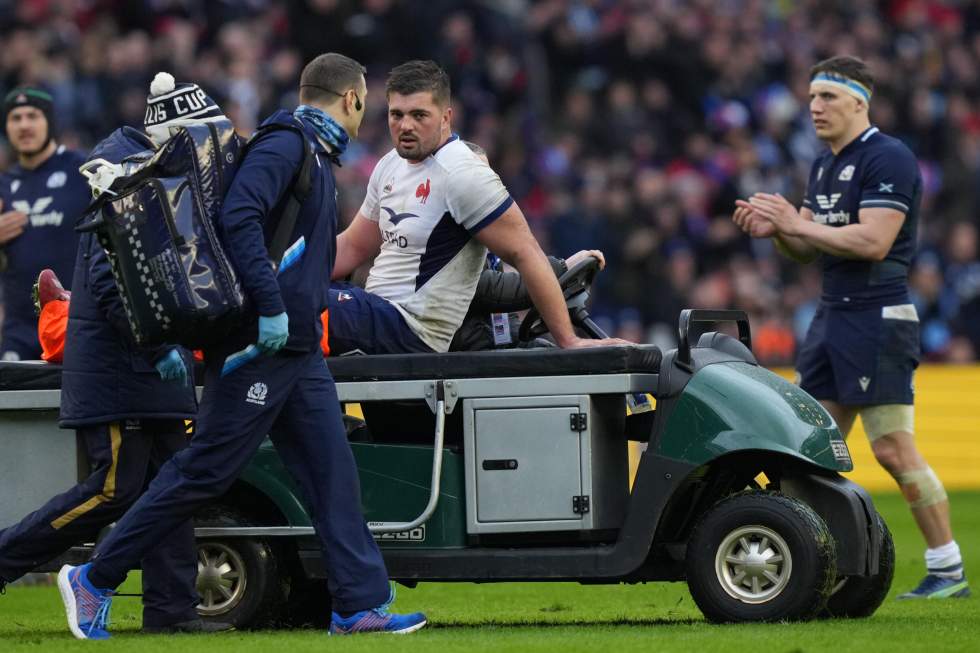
[416,178,431,204]
[838,165,855,181]
[815,193,842,209]
[47,171,67,189]
[246,382,268,406]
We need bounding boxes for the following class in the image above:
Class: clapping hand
[0,199,28,245]
[739,193,804,236]
[732,201,776,238]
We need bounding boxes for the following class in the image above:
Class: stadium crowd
[1,0,979,365]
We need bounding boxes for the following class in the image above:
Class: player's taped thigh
[859,404,914,440]
[894,467,948,508]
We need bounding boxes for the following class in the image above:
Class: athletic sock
[84,564,115,592]
[925,540,963,579]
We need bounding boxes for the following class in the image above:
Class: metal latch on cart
[425,380,458,413]
[572,495,590,514]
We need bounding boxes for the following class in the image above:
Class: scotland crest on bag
[78,119,246,348]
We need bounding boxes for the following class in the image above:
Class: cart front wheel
[821,510,895,618]
[686,491,837,623]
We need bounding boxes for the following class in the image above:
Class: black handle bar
[676,309,752,371]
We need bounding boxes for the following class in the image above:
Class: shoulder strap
[246,121,315,268]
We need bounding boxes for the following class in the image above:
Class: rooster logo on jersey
[416,178,431,204]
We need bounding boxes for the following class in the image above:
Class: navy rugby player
[733,55,968,599]
[0,88,87,359]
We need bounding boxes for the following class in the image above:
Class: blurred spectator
[0,0,978,364]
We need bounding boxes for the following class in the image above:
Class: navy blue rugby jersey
[802,126,920,306]
[0,145,88,357]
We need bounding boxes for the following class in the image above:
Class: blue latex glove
[154,348,188,384]
[257,312,289,354]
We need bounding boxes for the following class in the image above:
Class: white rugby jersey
[359,136,513,352]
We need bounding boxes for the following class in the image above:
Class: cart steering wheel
[518,254,603,342]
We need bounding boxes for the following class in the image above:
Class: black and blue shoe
[898,572,970,599]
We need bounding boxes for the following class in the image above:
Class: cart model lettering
[369,524,425,542]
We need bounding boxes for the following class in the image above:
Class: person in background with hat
[32,73,228,363]
[0,73,232,635]
[0,87,89,360]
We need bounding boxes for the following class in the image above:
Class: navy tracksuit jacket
[0,127,200,627]
[88,112,390,612]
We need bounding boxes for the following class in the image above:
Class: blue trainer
[898,573,971,599]
[57,563,114,640]
[329,586,426,635]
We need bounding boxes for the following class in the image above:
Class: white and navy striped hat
[144,72,224,145]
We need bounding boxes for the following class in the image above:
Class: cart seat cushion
[0,345,662,389]
[325,345,662,382]
[0,361,63,390]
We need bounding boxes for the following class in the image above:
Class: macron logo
[246,382,268,406]
[815,193,842,209]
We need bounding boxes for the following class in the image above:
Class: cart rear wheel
[194,507,285,628]
[686,491,836,622]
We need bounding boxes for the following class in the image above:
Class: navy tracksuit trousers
[88,348,390,613]
[0,420,199,626]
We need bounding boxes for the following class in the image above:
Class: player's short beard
[16,128,52,157]
[396,139,434,162]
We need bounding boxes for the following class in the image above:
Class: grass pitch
[2,492,977,652]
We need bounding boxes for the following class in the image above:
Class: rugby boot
[32,268,70,316]
[898,571,970,599]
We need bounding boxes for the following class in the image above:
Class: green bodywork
[242,441,466,548]
[236,361,847,549]
[657,362,852,472]
[239,444,314,526]
[356,443,466,548]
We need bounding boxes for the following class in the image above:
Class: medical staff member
[734,55,968,599]
[56,53,426,640]
[0,88,88,359]
[1,74,232,634]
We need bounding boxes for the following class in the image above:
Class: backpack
[78,118,314,349]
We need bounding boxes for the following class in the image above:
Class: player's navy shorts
[326,283,434,356]
[796,301,920,405]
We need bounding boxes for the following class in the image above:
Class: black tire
[280,578,332,629]
[686,491,837,623]
[821,511,895,618]
[194,506,286,629]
